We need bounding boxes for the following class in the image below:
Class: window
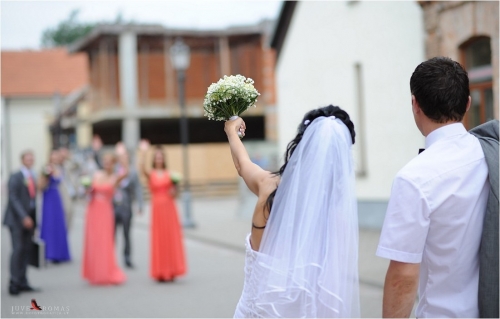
[460,37,494,129]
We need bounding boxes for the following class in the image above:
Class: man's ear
[465,96,471,113]
[411,95,420,115]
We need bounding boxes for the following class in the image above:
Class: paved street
[2,196,388,318]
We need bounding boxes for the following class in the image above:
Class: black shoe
[124,257,134,269]
[19,285,41,293]
[157,277,175,283]
[9,285,20,296]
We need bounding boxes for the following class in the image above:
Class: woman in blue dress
[39,149,71,263]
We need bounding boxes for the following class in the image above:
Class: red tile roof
[1,48,88,97]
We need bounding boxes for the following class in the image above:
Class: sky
[0,0,283,50]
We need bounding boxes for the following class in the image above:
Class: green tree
[41,9,95,47]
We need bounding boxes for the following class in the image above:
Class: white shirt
[20,165,34,180]
[377,123,489,318]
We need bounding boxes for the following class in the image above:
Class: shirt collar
[425,123,467,148]
[20,166,34,178]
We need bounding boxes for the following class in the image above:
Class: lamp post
[170,38,195,228]
[52,91,62,149]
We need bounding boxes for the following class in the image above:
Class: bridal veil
[248,116,360,318]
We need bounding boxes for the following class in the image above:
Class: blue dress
[40,175,71,262]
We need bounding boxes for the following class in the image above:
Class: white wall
[76,101,92,149]
[276,1,425,201]
[3,97,54,176]
[1,97,8,204]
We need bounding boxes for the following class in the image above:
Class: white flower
[203,74,260,121]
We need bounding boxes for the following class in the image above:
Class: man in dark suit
[113,145,143,268]
[3,150,40,295]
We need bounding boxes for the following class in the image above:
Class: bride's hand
[224,117,246,138]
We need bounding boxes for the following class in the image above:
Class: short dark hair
[410,57,470,123]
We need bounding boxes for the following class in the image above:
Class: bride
[224,105,360,318]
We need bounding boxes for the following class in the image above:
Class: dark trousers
[114,211,132,258]
[9,225,34,287]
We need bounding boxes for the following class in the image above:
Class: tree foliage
[41,9,95,47]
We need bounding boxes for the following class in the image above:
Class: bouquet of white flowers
[170,171,182,186]
[80,175,92,189]
[203,75,260,137]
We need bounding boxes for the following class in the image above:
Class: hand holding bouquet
[224,117,246,139]
[203,75,260,138]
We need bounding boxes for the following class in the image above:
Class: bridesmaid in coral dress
[82,153,128,285]
[139,140,187,282]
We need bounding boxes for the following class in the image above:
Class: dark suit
[3,169,37,288]
[113,168,143,261]
[470,120,499,318]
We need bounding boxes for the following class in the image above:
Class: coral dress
[40,175,71,262]
[82,182,126,285]
[149,170,187,280]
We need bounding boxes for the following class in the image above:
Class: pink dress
[82,182,126,285]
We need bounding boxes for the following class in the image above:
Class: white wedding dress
[233,116,360,318]
[233,234,260,318]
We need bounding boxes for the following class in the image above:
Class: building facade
[1,49,88,179]
[70,22,277,146]
[419,0,499,129]
[69,21,278,189]
[271,1,426,226]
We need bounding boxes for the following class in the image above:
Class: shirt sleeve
[376,175,431,263]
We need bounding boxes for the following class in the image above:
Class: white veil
[249,116,360,318]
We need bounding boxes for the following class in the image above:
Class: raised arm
[138,139,151,179]
[224,117,271,196]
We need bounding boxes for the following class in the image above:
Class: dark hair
[265,105,355,214]
[410,57,470,123]
[152,146,167,169]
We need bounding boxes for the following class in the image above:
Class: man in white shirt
[377,57,489,318]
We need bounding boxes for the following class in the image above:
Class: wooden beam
[164,37,176,105]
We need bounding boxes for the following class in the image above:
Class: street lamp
[170,38,195,228]
[52,91,62,149]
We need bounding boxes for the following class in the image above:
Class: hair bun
[300,105,355,144]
